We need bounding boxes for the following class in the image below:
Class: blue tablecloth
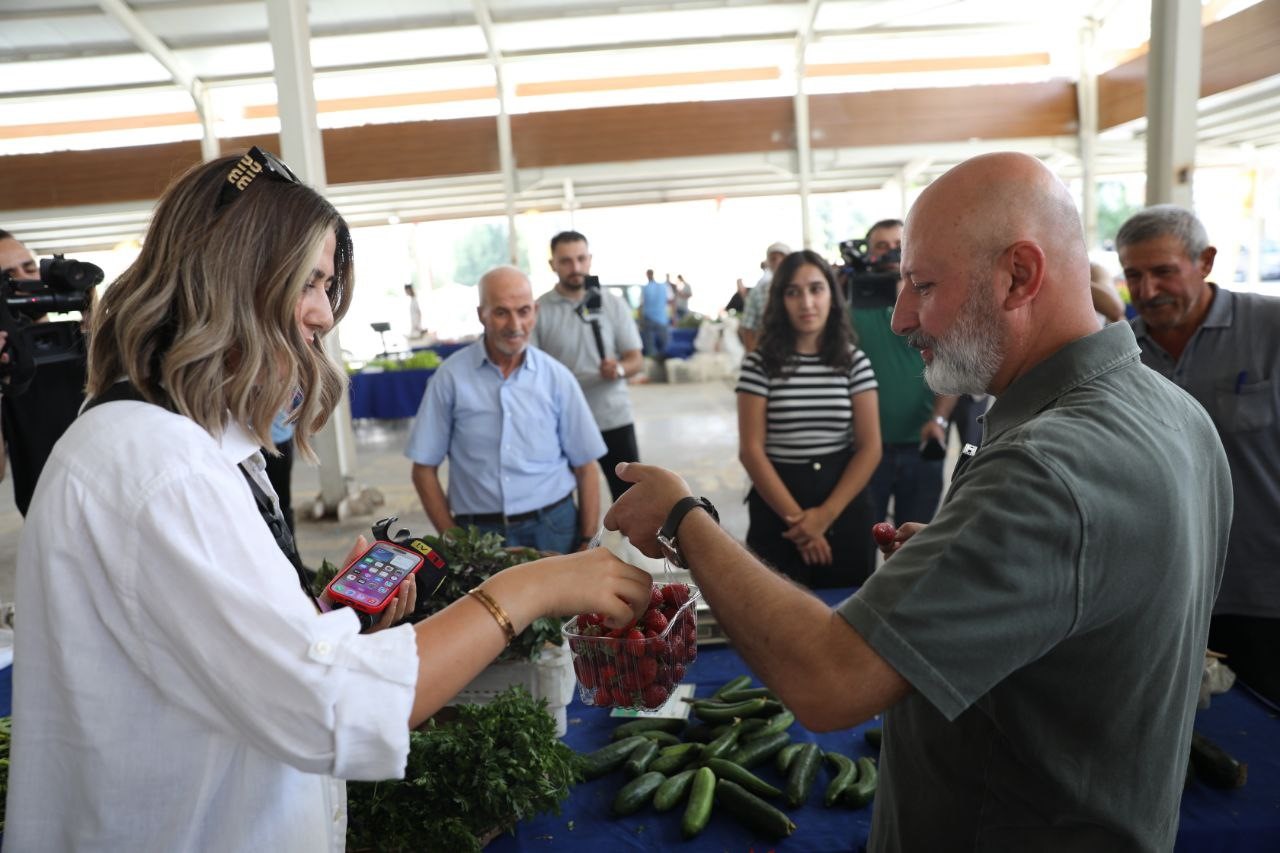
[491,588,1280,852]
[348,367,434,420]
[666,327,696,360]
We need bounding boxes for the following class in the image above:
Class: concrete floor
[0,378,751,599]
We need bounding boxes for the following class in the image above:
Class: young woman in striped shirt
[736,250,882,587]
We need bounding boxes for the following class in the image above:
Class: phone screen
[328,544,422,611]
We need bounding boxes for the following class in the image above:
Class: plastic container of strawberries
[562,581,701,710]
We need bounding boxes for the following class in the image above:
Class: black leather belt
[456,492,573,527]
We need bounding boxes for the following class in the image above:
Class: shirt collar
[216,418,265,467]
[984,322,1141,443]
[472,336,538,374]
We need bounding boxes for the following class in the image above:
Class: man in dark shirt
[0,229,90,516]
[606,153,1231,851]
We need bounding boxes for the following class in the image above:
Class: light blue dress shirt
[404,339,607,516]
[642,279,670,325]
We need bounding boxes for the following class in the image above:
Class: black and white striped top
[736,349,878,461]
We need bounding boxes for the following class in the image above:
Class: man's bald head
[478,265,532,307]
[895,152,1101,396]
[477,265,537,361]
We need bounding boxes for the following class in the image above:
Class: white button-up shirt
[8,400,419,852]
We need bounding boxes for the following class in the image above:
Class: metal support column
[1145,0,1201,207]
[474,0,520,265]
[793,0,823,250]
[1077,20,1100,247]
[266,0,362,519]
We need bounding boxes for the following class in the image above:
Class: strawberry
[624,628,647,657]
[593,686,611,705]
[641,684,669,709]
[644,609,669,635]
[872,521,898,548]
[636,656,658,686]
[663,583,690,608]
[649,585,664,610]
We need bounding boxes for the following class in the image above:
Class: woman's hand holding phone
[320,534,417,633]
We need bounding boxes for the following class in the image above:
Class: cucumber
[844,756,878,808]
[775,742,804,775]
[863,727,882,749]
[653,768,698,812]
[681,766,717,838]
[700,726,742,762]
[1190,732,1248,788]
[715,686,775,703]
[648,742,700,775]
[692,697,770,722]
[613,770,666,816]
[711,675,752,699]
[823,751,858,807]
[715,779,797,841]
[727,730,792,769]
[623,739,661,777]
[610,718,687,740]
[581,735,648,780]
[705,758,782,799]
[742,710,795,742]
[635,730,682,747]
[785,742,823,808]
[711,717,767,739]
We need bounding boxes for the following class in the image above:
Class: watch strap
[660,496,719,541]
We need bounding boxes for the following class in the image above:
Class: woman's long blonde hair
[87,152,354,461]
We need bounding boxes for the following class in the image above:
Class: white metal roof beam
[95,0,219,161]
[473,0,519,266]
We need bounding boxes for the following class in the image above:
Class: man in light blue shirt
[406,266,606,554]
[640,268,670,359]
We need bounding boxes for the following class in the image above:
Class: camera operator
[0,229,92,516]
[845,219,958,528]
[531,231,645,502]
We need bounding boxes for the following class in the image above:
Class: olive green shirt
[840,322,1232,852]
[851,307,934,443]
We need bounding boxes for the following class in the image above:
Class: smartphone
[324,541,426,615]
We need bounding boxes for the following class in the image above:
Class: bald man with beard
[604,153,1232,851]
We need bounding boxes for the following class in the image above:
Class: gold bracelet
[467,586,516,644]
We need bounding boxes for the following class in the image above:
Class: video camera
[574,275,608,361]
[838,238,901,310]
[0,254,103,396]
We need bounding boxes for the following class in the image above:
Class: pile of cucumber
[578,676,878,841]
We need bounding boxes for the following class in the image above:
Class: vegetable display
[346,686,581,853]
[575,677,878,842]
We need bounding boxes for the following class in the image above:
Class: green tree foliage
[452,223,530,285]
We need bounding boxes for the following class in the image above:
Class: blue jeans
[869,443,943,525]
[471,494,578,555]
[641,318,669,359]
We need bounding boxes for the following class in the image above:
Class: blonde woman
[8,149,650,851]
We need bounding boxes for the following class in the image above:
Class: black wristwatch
[657,496,719,569]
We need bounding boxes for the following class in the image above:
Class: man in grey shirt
[531,231,644,502]
[1119,205,1280,704]
[605,153,1232,851]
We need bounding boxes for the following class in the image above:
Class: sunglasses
[216,146,302,210]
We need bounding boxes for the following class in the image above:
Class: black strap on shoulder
[83,381,315,602]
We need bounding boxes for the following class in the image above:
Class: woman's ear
[1002,240,1047,311]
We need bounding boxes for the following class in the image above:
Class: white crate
[454,643,576,736]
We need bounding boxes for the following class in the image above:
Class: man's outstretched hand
[601,462,692,559]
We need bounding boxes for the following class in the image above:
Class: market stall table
[490,588,1280,853]
[348,367,435,420]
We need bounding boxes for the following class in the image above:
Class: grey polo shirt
[1133,284,1280,619]
[530,287,643,432]
[839,322,1231,852]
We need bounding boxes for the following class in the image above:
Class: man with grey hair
[406,265,605,554]
[1119,204,1280,704]
[606,153,1231,850]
